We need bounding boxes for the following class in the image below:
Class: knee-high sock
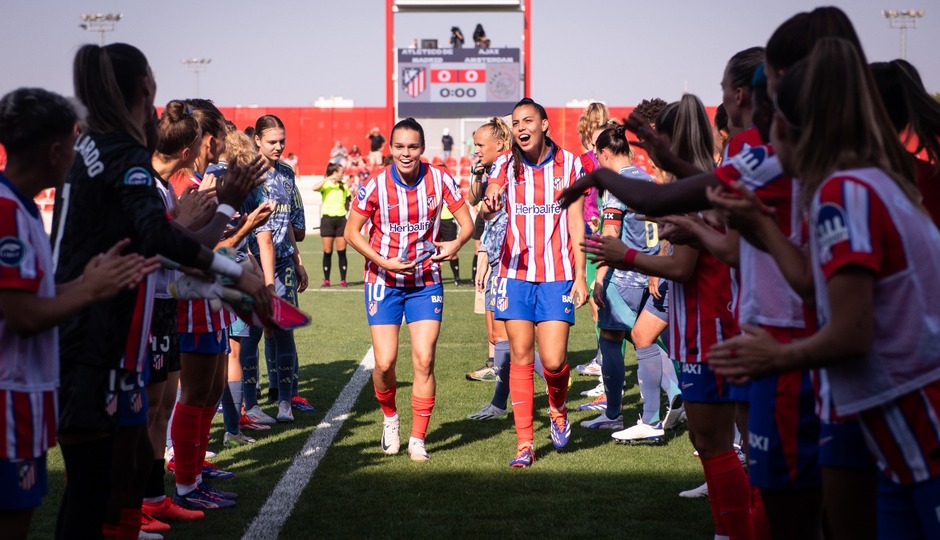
[660,348,681,402]
[375,385,397,417]
[471,254,478,279]
[337,249,348,281]
[491,340,511,409]
[543,362,570,412]
[240,326,262,409]
[268,328,296,399]
[142,459,165,502]
[411,395,435,440]
[56,437,113,540]
[509,363,535,445]
[322,251,332,282]
[197,405,216,473]
[220,384,240,435]
[702,450,754,540]
[170,402,202,489]
[751,486,770,540]
[229,380,243,413]
[117,507,142,540]
[264,335,276,391]
[599,337,625,418]
[636,344,664,424]
[450,259,460,281]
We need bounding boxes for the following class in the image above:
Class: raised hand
[708,324,782,384]
[82,238,161,299]
[218,155,267,207]
[580,234,630,270]
[175,187,216,229]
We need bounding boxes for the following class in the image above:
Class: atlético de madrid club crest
[368,301,378,317]
[497,297,508,312]
[553,177,563,190]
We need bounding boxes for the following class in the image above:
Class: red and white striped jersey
[858,379,940,484]
[169,170,236,333]
[715,135,806,329]
[352,163,465,287]
[810,167,940,417]
[0,174,58,458]
[488,144,581,282]
[668,248,737,363]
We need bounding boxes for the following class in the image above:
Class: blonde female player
[482,98,589,468]
[467,116,546,420]
[345,118,473,462]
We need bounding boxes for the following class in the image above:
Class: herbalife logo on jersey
[815,203,849,264]
[514,202,561,215]
[389,220,432,233]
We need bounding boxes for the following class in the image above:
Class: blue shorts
[878,473,940,540]
[179,330,228,354]
[494,278,575,324]
[596,280,646,331]
[818,417,878,470]
[0,454,48,510]
[747,370,821,491]
[117,369,148,428]
[679,361,742,403]
[728,382,752,402]
[365,282,444,325]
[485,269,499,313]
[642,279,669,323]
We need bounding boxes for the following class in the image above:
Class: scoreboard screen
[397,48,521,118]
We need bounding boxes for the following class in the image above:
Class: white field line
[241,347,375,540]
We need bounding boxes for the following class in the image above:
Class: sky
[1,0,937,109]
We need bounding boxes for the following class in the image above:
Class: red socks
[701,450,754,540]
[375,386,397,417]
[197,405,216,473]
[509,363,535,445]
[410,395,435,439]
[118,508,142,540]
[543,363,570,411]
[751,486,770,540]
[170,402,202,486]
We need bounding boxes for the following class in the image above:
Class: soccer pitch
[31,240,712,539]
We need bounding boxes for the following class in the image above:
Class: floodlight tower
[882,9,925,59]
[79,12,122,46]
[181,58,212,98]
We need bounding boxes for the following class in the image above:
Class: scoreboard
[397,47,521,118]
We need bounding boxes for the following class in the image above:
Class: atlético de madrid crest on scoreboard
[398,47,521,118]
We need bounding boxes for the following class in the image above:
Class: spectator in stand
[312,162,350,288]
[348,144,363,167]
[473,24,490,48]
[450,26,465,48]
[329,141,348,168]
[284,152,299,174]
[441,129,454,161]
[244,126,255,140]
[367,128,385,167]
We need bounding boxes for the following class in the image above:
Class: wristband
[217,204,236,219]
[210,252,244,279]
[623,248,639,266]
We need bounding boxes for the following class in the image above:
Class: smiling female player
[482,98,589,468]
[345,118,473,462]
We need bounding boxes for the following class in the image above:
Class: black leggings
[57,436,113,540]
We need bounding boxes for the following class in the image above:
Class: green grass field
[30,239,713,539]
